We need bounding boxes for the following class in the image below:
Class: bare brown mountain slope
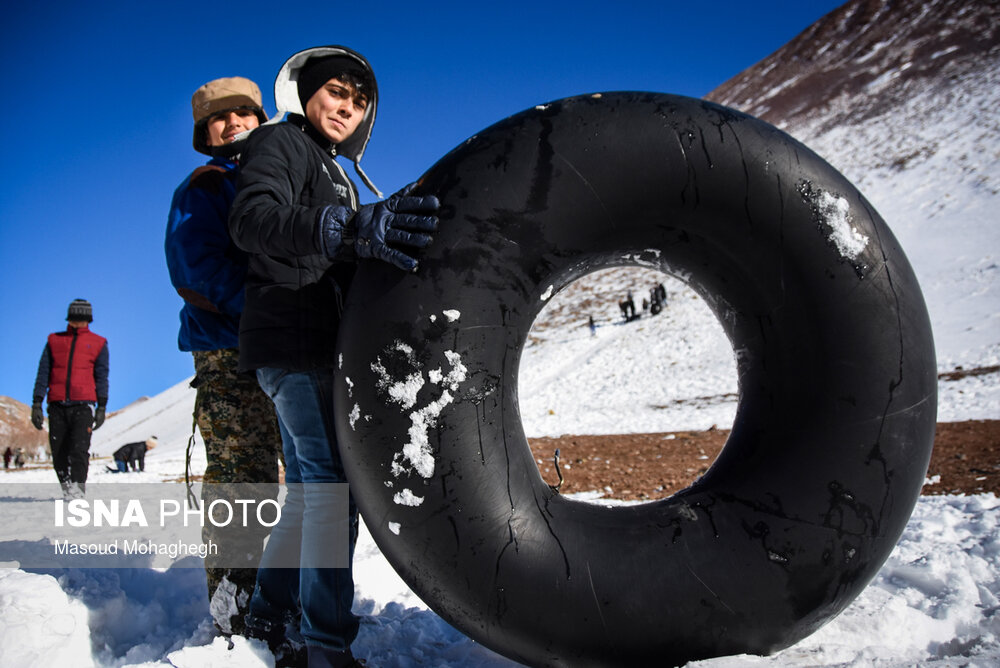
[705,0,1000,131]
[0,396,47,460]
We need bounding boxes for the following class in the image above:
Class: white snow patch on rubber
[618,250,662,269]
[393,391,452,479]
[443,309,461,322]
[371,341,424,410]
[442,351,467,390]
[814,190,870,259]
[388,349,468,482]
[392,489,424,506]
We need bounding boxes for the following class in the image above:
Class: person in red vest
[31,298,110,498]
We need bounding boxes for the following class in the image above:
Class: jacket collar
[289,113,337,155]
[207,155,238,169]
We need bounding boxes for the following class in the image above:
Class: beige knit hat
[191,76,267,154]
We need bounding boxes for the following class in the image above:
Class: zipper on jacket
[65,328,78,400]
[329,157,358,210]
[298,118,360,210]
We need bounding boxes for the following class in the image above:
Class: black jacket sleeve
[229,124,330,259]
[32,344,52,403]
[93,342,109,405]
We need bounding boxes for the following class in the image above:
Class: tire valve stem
[550,448,564,493]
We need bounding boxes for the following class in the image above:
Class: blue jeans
[246,367,359,652]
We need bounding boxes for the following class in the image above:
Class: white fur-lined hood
[268,45,382,197]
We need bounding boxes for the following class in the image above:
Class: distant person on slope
[165,76,281,638]
[107,436,158,472]
[228,45,438,668]
[31,298,109,498]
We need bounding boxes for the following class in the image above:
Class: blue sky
[0,0,845,410]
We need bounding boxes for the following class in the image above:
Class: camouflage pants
[192,348,281,636]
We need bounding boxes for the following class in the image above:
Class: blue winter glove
[319,183,439,272]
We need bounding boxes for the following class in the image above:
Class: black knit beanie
[297,55,368,110]
[66,298,93,322]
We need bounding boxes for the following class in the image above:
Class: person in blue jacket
[165,76,281,638]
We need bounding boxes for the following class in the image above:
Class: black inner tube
[334,92,937,667]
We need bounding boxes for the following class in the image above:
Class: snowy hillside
[88,378,205,476]
[707,0,1000,372]
[787,61,1000,372]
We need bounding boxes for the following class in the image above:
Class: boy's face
[305,78,368,144]
[205,108,261,147]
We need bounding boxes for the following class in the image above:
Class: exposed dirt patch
[529,420,1000,501]
[938,365,1000,381]
[13,422,995,500]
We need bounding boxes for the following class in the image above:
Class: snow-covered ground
[2,256,997,667]
[2,302,998,667]
[2,49,999,668]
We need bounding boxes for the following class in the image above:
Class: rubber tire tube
[334,92,937,667]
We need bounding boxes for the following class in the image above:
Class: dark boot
[245,615,306,668]
[306,645,366,667]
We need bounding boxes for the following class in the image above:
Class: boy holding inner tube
[228,45,439,668]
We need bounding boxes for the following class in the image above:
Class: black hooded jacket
[229,117,359,371]
[114,441,149,471]
[227,45,378,371]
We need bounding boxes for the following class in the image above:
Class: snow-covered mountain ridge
[705,0,999,134]
[706,0,999,371]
